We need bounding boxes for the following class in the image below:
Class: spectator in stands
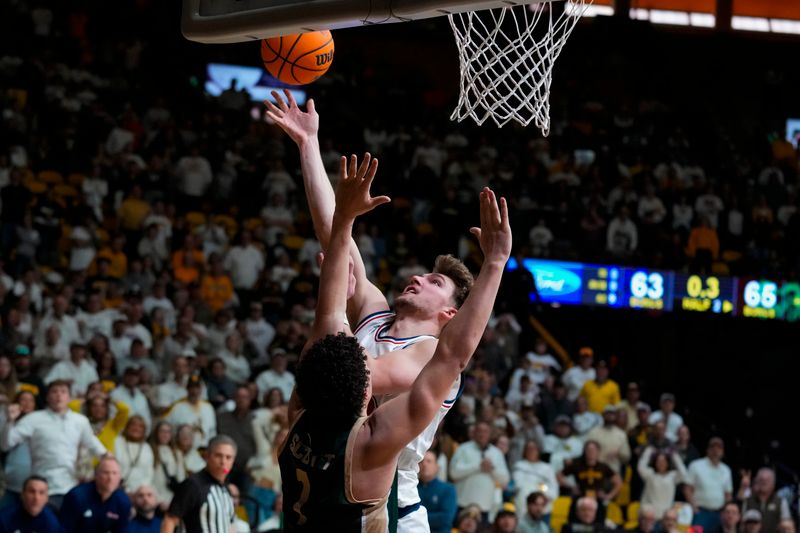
[418,450,457,533]
[631,503,658,533]
[586,405,631,474]
[513,440,558,521]
[739,468,791,533]
[606,206,638,257]
[216,385,256,488]
[450,421,511,525]
[562,347,596,402]
[454,506,481,533]
[561,497,608,533]
[153,355,192,414]
[493,507,519,533]
[544,415,584,472]
[175,424,206,475]
[161,320,200,370]
[138,223,170,272]
[619,382,641,431]
[743,510,764,533]
[200,254,235,313]
[684,437,733,533]
[637,445,688,517]
[0,390,36,508]
[124,484,161,533]
[675,425,701,465]
[224,230,265,310]
[243,302,276,363]
[59,456,131,533]
[518,491,551,533]
[687,217,720,274]
[572,396,602,437]
[648,420,672,452]
[715,501,742,533]
[695,185,724,229]
[115,416,155,495]
[205,358,237,408]
[2,380,108,509]
[149,422,184,507]
[649,393,684,442]
[175,146,213,211]
[218,332,250,384]
[0,476,63,533]
[164,375,216,448]
[559,441,622,523]
[255,349,294,403]
[580,360,621,414]
[660,507,681,533]
[82,391,129,452]
[506,374,537,413]
[111,366,152,432]
[35,295,80,358]
[226,483,251,533]
[44,341,100,398]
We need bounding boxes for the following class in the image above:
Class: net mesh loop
[448,0,591,134]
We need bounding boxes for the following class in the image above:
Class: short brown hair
[433,255,473,308]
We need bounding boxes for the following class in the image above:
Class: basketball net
[449,0,591,134]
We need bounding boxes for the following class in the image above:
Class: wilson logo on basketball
[315,50,334,66]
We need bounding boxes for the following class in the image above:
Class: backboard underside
[182,0,552,43]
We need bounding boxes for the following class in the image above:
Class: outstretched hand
[470,187,512,265]
[333,153,391,222]
[264,89,319,145]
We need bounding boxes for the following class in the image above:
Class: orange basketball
[261,31,334,85]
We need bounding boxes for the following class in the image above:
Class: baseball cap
[579,346,594,357]
[181,348,197,358]
[743,510,762,523]
[636,401,652,413]
[187,374,203,388]
[602,404,618,413]
[554,414,572,426]
[660,392,676,403]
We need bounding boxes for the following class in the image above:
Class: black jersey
[278,410,388,532]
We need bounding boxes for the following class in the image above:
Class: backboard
[182,0,551,43]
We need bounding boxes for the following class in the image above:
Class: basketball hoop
[448,0,591,133]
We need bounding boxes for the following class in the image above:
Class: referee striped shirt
[167,469,235,533]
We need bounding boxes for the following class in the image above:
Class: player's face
[207,443,236,481]
[396,274,457,317]
[22,480,48,516]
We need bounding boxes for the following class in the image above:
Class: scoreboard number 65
[744,280,777,309]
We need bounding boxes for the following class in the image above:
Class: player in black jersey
[279,154,512,531]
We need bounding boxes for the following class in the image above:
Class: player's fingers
[316,252,325,268]
[499,197,510,228]
[488,189,501,226]
[349,154,357,179]
[470,227,482,240]
[357,153,371,179]
[479,190,489,230]
[284,88,297,107]
[307,98,316,114]
[339,156,347,180]
[364,159,379,188]
[271,90,288,111]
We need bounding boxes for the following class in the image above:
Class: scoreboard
[506,258,800,322]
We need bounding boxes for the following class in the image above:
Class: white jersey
[354,311,463,509]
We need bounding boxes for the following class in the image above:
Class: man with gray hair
[59,456,131,533]
[161,434,237,533]
[561,497,611,533]
[739,467,791,533]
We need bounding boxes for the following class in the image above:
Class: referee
[161,435,237,533]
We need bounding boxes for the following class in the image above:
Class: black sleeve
[167,478,201,519]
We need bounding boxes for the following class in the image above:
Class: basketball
[261,31,334,85]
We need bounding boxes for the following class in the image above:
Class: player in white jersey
[267,91,475,533]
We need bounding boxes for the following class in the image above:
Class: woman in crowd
[149,421,185,508]
[637,445,688,517]
[513,440,558,522]
[0,354,17,402]
[115,415,155,494]
[175,423,205,474]
[82,388,130,451]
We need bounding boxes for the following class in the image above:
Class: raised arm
[265,90,388,324]
[365,188,512,463]
[304,154,389,344]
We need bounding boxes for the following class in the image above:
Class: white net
[448,0,591,134]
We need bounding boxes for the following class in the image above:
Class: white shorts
[398,504,430,533]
